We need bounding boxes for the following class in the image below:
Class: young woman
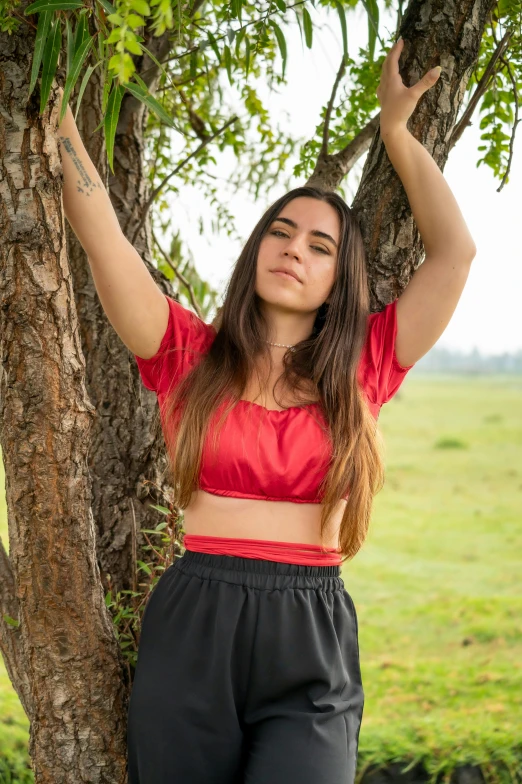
[57,39,475,784]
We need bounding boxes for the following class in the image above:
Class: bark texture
[308,0,495,309]
[0,17,128,784]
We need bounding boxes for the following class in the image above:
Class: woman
[57,39,475,784]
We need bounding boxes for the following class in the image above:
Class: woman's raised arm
[56,93,168,360]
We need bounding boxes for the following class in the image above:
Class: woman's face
[255,197,340,316]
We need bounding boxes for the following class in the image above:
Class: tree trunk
[0,13,128,784]
[308,0,495,309]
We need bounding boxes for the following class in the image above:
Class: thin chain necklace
[264,340,296,351]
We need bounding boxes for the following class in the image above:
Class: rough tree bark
[0,3,208,781]
[0,18,129,784]
[307,0,496,309]
[0,0,495,779]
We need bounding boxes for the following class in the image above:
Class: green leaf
[224,43,233,85]
[137,560,152,575]
[40,17,62,113]
[206,30,221,62]
[25,0,83,12]
[269,19,287,79]
[73,10,89,56]
[139,42,172,85]
[59,34,93,124]
[362,0,379,62]
[125,76,175,128]
[130,0,149,13]
[126,13,144,28]
[234,0,243,23]
[334,0,348,61]
[65,15,73,73]
[3,614,20,628]
[190,48,197,81]
[74,61,101,122]
[275,0,286,10]
[106,28,122,45]
[108,51,135,82]
[28,9,52,98]
[125,39,143,55]
[245,33,251,78]
[140,528,168,535]
[147,504,171,515]
[97,0,117,14]
[104,81,124,174]
[302,6,313,49]
[226,26,235,45]
[234,26,246,58]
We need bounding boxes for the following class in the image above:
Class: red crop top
[134,294,414,505]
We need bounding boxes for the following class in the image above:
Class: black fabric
[127,549,364,783]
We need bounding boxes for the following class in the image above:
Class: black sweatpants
[126,549,364,783]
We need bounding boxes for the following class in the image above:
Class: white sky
[162,6,522,355]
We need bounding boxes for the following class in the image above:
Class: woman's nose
[283,240,303,259]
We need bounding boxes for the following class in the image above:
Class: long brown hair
[156,186,385,563]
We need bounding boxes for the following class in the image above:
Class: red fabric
[134,295,414,504]
[183,534,343,566]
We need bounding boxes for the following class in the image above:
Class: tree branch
[449,28,512,151]
[306,113,381,190]
[130,114,238,246]
[497,52,520,192]
[348,0,497,307]
[151,228,203,318]
[153,0,308,70]
[321,54,349,159]
[177,86,211,140]
[0,537,34,721]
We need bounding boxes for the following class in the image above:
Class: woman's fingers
[383,37,404,77]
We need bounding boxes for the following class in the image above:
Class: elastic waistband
[173,548,344,592]
[183,534,342,567]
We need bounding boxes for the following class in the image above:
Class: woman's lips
[271,270,300,282]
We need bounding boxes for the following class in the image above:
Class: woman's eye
[269,230,329,254]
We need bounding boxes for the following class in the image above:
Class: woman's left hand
[377,38,441,135]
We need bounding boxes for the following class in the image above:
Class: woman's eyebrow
[272,217,338,249]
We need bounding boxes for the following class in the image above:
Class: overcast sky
[162,6,521,355]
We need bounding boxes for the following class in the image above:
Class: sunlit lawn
[1,374,521,780]
[346,374,522,779]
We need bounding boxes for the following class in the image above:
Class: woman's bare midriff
[182,378,344,550]
[182,491,345,551]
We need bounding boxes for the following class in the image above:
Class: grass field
[1,373,521,781]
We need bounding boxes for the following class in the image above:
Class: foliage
[469,0,522,188]
[104,494,185,671]
[0,0,520,240]
[293,39,385,181]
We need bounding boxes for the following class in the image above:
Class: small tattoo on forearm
[59,135,102,197]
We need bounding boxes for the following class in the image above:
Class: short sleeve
[134,295,215,395]
[359,298,414,407]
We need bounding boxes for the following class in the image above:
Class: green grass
[1,374,521,781]
[345,374,522,782]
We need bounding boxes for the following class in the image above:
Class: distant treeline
[413,346,522,374]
